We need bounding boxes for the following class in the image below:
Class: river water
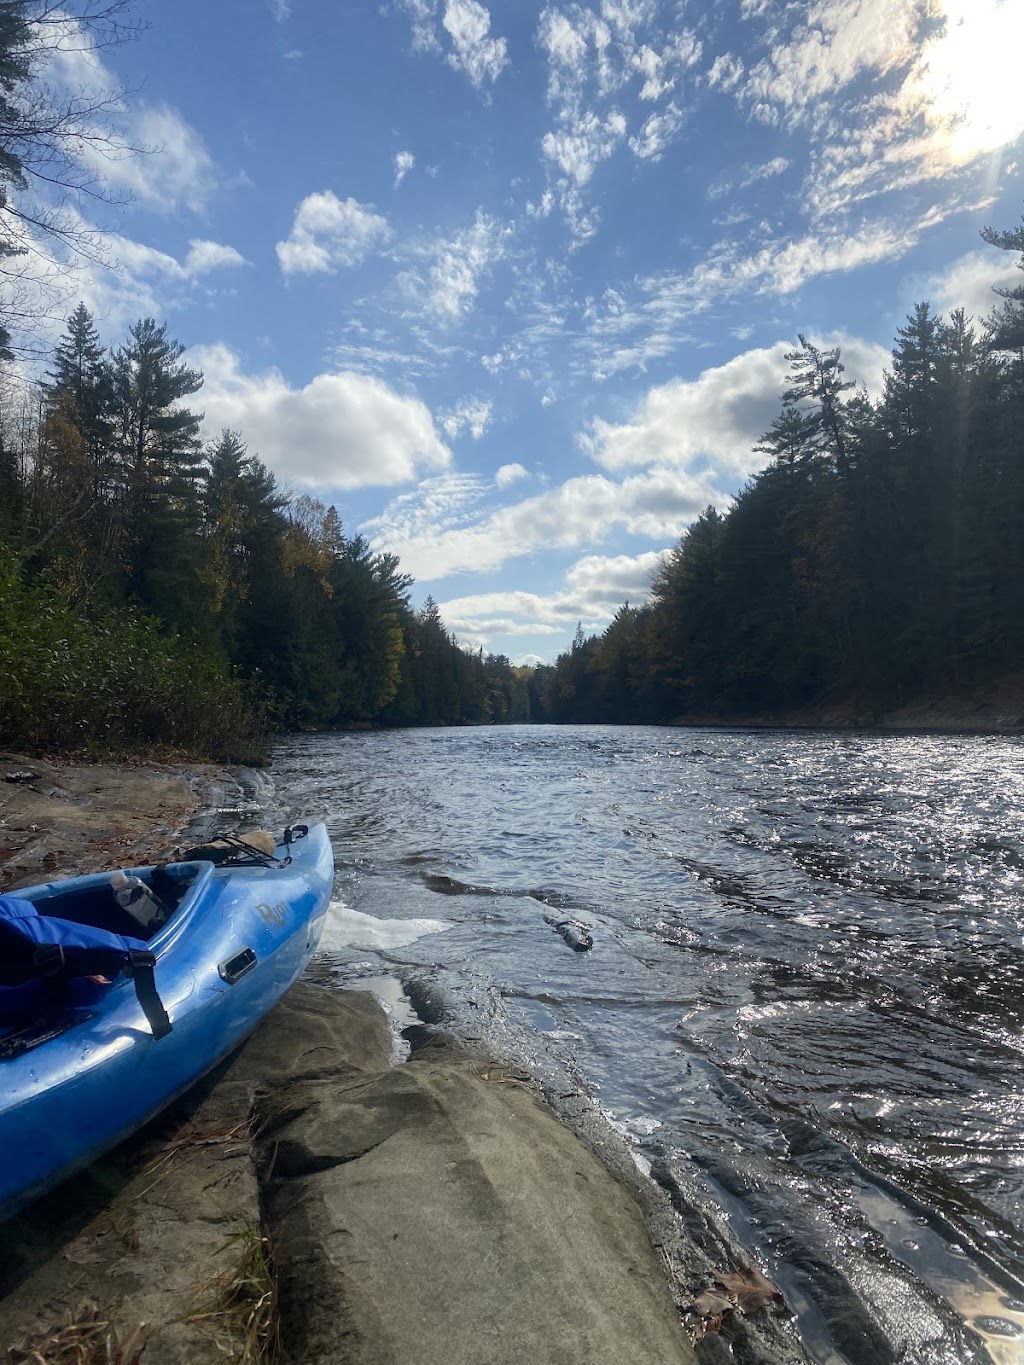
[265,725,1024,1365]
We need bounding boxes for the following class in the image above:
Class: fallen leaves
[687,1264,787,1341]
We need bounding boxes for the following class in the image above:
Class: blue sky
[22,0,1024,661]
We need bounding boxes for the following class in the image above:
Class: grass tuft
[7,1301,147,1365]
[186,1219,280,1365]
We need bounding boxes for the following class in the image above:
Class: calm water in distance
[270,725,1024,1365]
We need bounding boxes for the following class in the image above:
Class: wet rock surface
[250,999,697,1365]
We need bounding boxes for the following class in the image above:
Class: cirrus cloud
[365,465,717,580]
[443,0,509,90]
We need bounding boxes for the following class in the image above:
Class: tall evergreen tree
[45,304,114,469]
[111,318,205,625]
[201,429,287,654]
[775,334,855,474]
[981,213,1024,363]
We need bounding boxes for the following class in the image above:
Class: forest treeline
[532,217,1024,725]
[2,210,1022,758]
[0,0,531,759]
[0,310,532,758]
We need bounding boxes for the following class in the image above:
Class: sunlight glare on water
[272,725,1024,1365]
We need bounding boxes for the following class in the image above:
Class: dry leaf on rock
[714,1264,785,1315]
[686,1263,787,1342]
[691,1288,734,1318]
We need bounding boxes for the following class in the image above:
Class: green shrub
[0,547,268,761]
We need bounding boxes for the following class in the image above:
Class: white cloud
[573,201,984,382]
[495,462,528,487]
[684,221,916,301]
[438,550,667,649]
[366,466,716,580]
[183,239,249,275]
[39,25,217,216]
[6,218,252,348]
[189,344,451,489]
[542,109,627,186]
[740,156,789,187]
[90,104,218,214]
[276,192,391,274]
[441,396,493,439]
[738,0,1024,218]
[584,334,890,476]
[628,103,683,160]
[361,470,491,544]
[394,150,415,188]
[443,0,509,89]
[403,210,512,321]
[707,53,744,92]
[397,0,442,52]
[742,0,920,125]
[535,5,699,241]
[923,249,1022,321]
[268,0,291,20]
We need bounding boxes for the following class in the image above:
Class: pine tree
[202,429,287,652]
[775,335,854,474]
[111,318,205,624]
[113,318,204,494]
[47,305,113,447]
[981,213,1024,362]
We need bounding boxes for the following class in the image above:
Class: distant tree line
[2,211,1021,756]
[0,307,531,757]
[532,214,1024,725]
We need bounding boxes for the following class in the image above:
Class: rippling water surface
[269,725,1024,1364]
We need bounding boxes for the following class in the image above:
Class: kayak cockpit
[17,860,213,941]
[0,862,215,1052]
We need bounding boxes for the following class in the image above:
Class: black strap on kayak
[123,950,172,1040]
[26,943,172,1041]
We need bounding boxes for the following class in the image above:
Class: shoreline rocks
[0,756,809,1365]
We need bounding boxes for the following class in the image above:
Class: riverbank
[672,672,1024,734]
[0,750,209,891]
[0,756,806,1365]
[0,985,707,1364]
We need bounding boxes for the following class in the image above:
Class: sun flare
[919,0,1024,162]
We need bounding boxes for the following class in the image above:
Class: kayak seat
[33,884,150,940]
[27,866,195,941]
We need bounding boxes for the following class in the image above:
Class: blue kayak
[0,822,333,1220]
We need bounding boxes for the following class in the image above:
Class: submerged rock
[545,912,594,951]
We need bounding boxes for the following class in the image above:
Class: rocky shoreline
[0,756,808,1364]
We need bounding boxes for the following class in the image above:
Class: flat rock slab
[0,982,695,1364]
[0,752,201,891]
[247,995,696,1365]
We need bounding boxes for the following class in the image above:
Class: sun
[918,0,1024,163]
